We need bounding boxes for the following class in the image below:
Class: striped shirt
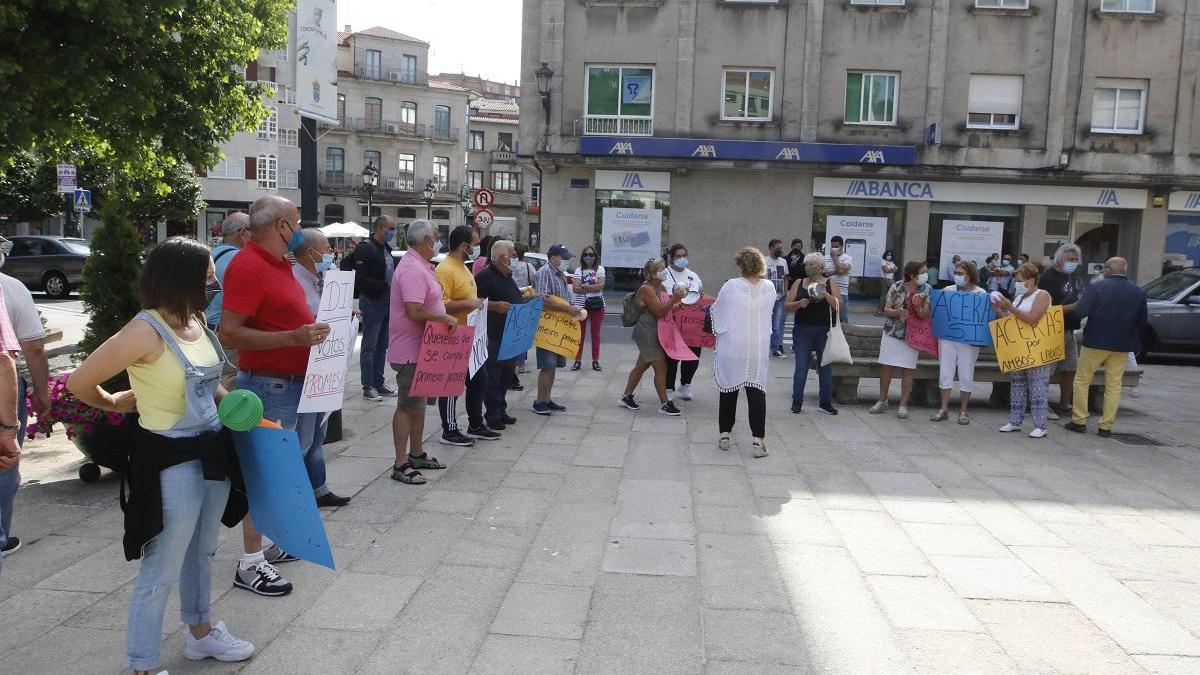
[532,262,573,304]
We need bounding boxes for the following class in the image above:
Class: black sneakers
[440,431,476,447]
[233,561,293,597]
[658,401,683,416]
[619,394,640,410]
[818,402,838,416]
[545,400,567,412]
[316,492,352,508]
[466,425,502,440]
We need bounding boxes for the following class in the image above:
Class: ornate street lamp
[422,180,435,220]
[459,184,472,225]
[536,62,553,115]
[361,163,379,222]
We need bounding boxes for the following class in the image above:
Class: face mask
[884,255,893,261]
[205,281,221,305]
[1013,281,1028,295]
[1002,258,1012,266]
[284,224,304,252]
[582,255,596,263]
[316,253,334,273]
[831,246,841,254]
[953,274,967,287]
[1063,261,1079,274]
[916,272,929,286]
[805,264,823,277]
[385,229,396,244]
[673,257,688,270]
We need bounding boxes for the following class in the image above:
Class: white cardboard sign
[298,270,355,413]
[467,299,489,378]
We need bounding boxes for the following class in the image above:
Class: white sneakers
[1029,428,1048,439]
[998,423,1021,433]
[718,433,731,451]
[678,384,692,401]
[184,621,255,662]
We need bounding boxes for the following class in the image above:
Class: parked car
[2,235,90,298]
[1140,266,1200,359]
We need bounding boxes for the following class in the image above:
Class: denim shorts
[536,348,566,370]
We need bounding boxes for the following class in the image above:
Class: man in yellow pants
[1065,257,1148,438]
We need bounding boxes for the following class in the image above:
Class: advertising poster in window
[939,220,1004,275]
[622,74,652,105]
[1165,214,1200,269]
[295,0,339,124]
[825,215,888,278]
[602,207,663,269]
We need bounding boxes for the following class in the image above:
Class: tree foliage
[0,151,62,222]
[0,0,290,177]
[76,208,144,366]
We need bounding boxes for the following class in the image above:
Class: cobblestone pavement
[3,341,1200,674]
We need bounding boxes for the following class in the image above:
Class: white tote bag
[821,305,853,366]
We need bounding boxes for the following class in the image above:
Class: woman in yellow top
[69,238,255,674]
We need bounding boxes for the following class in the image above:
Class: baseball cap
[547,244,574,259]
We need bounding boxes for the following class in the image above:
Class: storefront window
[594,188,670,290]
[1165,213,1200,273]
[813,198,906,296]
[927,202,1022,284]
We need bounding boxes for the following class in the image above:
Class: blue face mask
[385,229,396,244]
[285,224,304,252]
[316,252,334,273]
[1063,261,1080,274]
[953,274,967,287]
[673,257,688,270]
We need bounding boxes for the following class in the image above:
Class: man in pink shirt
[388,219,457,485]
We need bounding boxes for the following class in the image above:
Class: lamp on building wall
[459,184,472,225]
[362,163,379,222]
[423,180,436,220]
[536,62,554,115]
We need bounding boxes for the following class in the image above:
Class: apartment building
[317,26,470,231]
[434,73,521,101]
[197,47,303,240]
[465,98,535,240]
[520,0,1200,286]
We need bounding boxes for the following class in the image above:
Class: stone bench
[829,324,1142,409]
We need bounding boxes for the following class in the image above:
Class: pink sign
[905,309,939,357]
[674,298,715,349]
[409,322,476,397]
[658,316,699,361]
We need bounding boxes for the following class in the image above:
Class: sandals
[752,438,768,458]
[930,410,949,422]
[408,453,446,470]
[958,413,970,425]
[391,462,425,485]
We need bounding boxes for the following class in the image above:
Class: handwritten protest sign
[298,270,355,414]
[658,315,699,361]
[409,322,475,397]
[905,309,939,357]
[989,305,1065,373]
[674,298,715,349]
[234,427,335,569]
[466,300,489,378]
[930,289,996,347]
[498,296,543,360]
[535,296,583,359]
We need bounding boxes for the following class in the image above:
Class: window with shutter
[244,157,257,179]
[246,60,258,81]
[966,74,1022,129]
[266,66,276,83]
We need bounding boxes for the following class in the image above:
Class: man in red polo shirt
[220,195,329,597]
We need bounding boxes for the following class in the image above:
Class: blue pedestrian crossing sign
[73,189,91,213]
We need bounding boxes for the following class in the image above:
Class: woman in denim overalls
[70,238,255,674]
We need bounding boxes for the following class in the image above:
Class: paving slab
[601,537,697,577]
[490,582,592,640]
[576,573,704,675]
[469,634,580,675]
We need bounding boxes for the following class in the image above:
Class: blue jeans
[126,460,230,670]
[792,324,832,406]
[359,297,389,391]
[295,412,331,497]
[770,297,786,353]
[236,373,302,430]
[839,293,850,325]
[0,378,26,570]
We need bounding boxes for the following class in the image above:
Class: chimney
[344,24,351,33]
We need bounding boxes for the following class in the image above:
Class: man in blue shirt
[204,211,250,390]
[1065,257,1147,437]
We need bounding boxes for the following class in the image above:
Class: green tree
[0,151,62,222]
[76,208,144,367]
[0,0,290,175]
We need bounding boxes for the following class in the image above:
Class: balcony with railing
[430,126,458,142]
[352,51,421,84]
[381,173,417,192]
[490,149,516,164]
[583,115,654,136]
[352,118,424,138]
[320,171,350,189]
[318,118,349,134]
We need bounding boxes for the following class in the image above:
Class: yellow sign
[534,296,582,359]
[988,305,1066,373]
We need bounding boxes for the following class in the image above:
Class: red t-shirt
[221,241,314,374]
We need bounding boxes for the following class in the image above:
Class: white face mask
[916,272,929,286]
[1013,281,1028,296]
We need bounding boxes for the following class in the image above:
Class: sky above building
[338,0,522,85]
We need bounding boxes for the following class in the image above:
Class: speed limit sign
[473,188,495,209]
[473,208,495,228]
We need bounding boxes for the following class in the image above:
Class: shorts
[536,347,566,370]
[391,363,426,412]
[1056,331,1078,372]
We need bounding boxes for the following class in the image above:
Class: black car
[2,235,90,298]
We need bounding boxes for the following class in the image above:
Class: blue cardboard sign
[234,426,335,570]
[497,296,543,360]
[579,135,917,165]
[930,289,996,347]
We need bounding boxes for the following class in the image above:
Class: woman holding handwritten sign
[933,261,987,425]
[870,260,931,419]
[991,262,1053,439]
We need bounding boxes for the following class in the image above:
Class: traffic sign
[473,188,495,209]
[73,189,92,213]
[473,208,495,228]
[57,164,77,193]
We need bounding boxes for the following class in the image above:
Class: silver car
[2,235,91,298]
[1141,267,1200,359]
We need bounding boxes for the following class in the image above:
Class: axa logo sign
[1096,189,1121,206]
[775,147,801,161]
[860,150,885,164]
[845,179,934,200]
[609,142,634,155]
[1186,193,1200,209]
[620,172,644,189]
[691,144,717,158]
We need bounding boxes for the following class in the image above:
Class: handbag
[584,295,604,311]
[821,304,853,366]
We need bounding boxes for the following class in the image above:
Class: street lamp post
[535,62,554,151]
[423,180,435,221]
[362,163,378,223]
[459,184,472,226]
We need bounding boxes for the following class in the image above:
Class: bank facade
[518,0,1200,286]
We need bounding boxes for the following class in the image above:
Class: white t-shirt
[660,265,703,295]
[765,255,789,295]
[824,252,852,294]
[0,272,46,342]
[570,265,606,308]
